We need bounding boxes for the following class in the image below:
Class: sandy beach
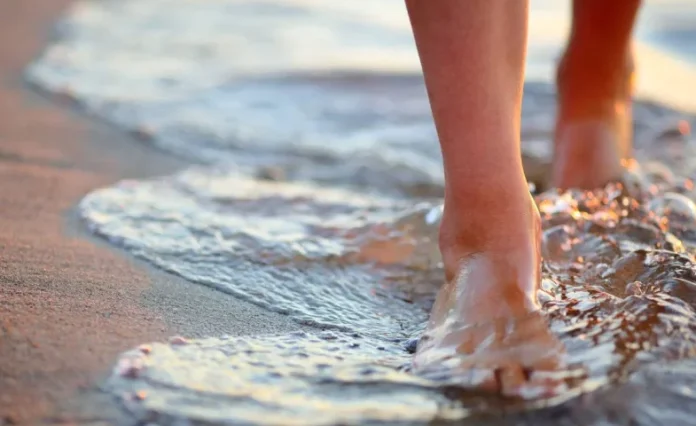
[6,1,696,425]
[0,1,305,423]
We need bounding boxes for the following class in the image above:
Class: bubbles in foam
[647,192,696,224]
[351,203,442,269]
[107,333,475,426]
[643,161,676,188]
[80,167,437,338]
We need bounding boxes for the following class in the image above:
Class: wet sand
[0,1,305,423]
[8,1,696,425]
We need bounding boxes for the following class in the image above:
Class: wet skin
[405,0,640,395]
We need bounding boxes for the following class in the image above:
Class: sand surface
[0,1,306,423]
[6,1,696,425]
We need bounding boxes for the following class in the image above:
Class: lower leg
[552,0,641,189]
[406,0,534,279]
[406,0,560,394]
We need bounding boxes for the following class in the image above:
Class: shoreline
[0,1,305,423]
[4,1,696,425]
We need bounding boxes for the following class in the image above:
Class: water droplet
[403,338,419,354]
[643,162,675,187]
[169,336,188,346]
[537,192,578,216]
[647,192,696,224]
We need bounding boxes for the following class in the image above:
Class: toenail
[522,367,533,381]
[493,367,504,390]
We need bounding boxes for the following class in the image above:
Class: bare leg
[552,0,641,189]
[406,1,561,395]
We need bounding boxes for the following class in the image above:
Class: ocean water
[26,0,696,196]
[27,0,696,424]
[91,171,696,425]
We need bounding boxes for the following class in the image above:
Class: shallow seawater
[82,171,438,336]
[26,0,696,196]
[27,0,696,424]
[88,147,696,425]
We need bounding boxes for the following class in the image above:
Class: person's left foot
[413,193,565,397]
[413,252,565,397]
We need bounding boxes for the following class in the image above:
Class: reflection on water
[27,0,696,424]
[82,170,434,336]
[84,114,696,425]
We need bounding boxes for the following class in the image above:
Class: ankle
[551,122,627,189]
[553,49,635,177]
[439,190,540,281]
[556,48,635,118]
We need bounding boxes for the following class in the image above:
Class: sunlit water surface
[28,0,696,424]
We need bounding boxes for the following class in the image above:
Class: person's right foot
[552,118,629,189]
[551,52,635,190]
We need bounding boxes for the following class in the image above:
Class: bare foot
[414,192,565,397]
[551,53,635,190]
[552,117,629,190]
[552,106,632,189]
